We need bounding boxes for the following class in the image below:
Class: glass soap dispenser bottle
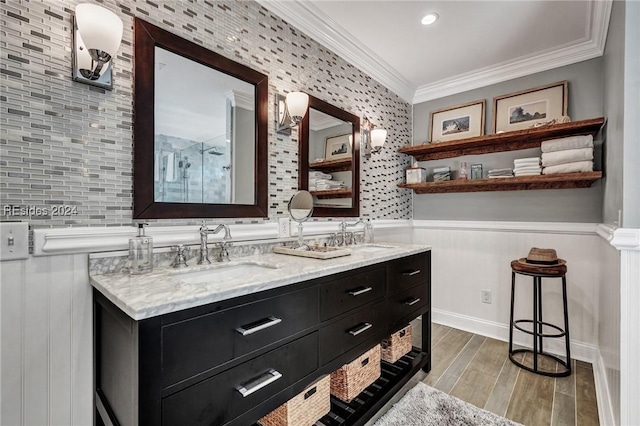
[364,219,374,244]
[129,223,153,274]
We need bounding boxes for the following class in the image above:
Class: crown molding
[257,0,415,103]
[258,0,611,105]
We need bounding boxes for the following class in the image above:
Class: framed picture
[493,81,568,133]
[324,134,352,160]
[429,100,485,143]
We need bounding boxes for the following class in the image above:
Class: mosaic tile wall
[0,0,412,228]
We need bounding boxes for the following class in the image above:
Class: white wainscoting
[0,255,93,426]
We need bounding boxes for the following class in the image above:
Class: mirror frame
[299,95,360,217]
[133,18,268,219]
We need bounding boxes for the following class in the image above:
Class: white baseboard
[593,350,616,426]
[432,308,598,363]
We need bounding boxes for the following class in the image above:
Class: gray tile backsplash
[1,0,412,228]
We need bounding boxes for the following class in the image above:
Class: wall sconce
[72,3,123,90]
[370,128,387,154]
[275,91,309,135]
[362,116,387,157]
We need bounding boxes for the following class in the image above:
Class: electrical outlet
[278,217,290,238]
[481,289,492,304]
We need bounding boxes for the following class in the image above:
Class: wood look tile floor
[419,322,599,426]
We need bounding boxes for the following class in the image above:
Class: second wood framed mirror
[299,95,360,217]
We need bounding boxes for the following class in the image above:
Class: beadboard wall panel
[0,255,92,426]
[0,0,411,228]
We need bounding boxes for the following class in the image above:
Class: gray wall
[0,0,412,228]
[602,1,625,226]
[412,58,604,222]
[622,0,640,227]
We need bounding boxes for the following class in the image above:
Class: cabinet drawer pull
[348,286,373,296]
[236,369,282,398]
[404,297,421,306]
[235,316,282,336]
[348,322,372,336]
[403,270,421,276]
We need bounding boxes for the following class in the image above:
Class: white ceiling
[259,0,612,104]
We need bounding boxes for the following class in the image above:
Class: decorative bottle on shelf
[129,223,153,274]
[364,219,374,243]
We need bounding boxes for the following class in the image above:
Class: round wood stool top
[511,259,567,276]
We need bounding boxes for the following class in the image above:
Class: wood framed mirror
[299,95,360,217]
[133,18,268,219]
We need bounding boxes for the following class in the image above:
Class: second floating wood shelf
[310,188,352,199]
[398,172,602,194]
[398,118,605,161]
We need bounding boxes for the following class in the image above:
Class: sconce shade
[285,92,309,124]
[370,128,387,149]
[75,3,123,61]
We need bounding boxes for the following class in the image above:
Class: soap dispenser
[129,223,153,274]
[364,219,374,244]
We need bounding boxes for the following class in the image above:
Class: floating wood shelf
[310,188,352,199]
[398,117,605,161]
[398,172,602,194]
[309,158,352,173]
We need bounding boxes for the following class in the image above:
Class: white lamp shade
[75,3,123,56]
[285,92,309,119]
[370,128,387,148]
[75,32,94,70]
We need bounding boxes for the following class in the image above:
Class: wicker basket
[381,325,412,363]
[259,375,330,426]
[330,344,381,402]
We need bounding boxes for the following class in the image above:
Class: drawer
[387,252,429,295]
[162,332,318,426]
[319,300,387,365]
[388,282,429,326]
[319,265,386,321]
[162,286,318,387]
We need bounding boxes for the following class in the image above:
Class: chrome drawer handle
[405,297,421,306]
[235,316,282,336]
[348,286,373,296]
[236,369,282,397]
[403,270,421,276]
[348,322,372,336]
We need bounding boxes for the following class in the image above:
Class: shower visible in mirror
[288,190,314,249]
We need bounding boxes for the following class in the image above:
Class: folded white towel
[309,171,332,180]
[541,135,593,153]
[541,148,593,167]
[488,168,513,174]
[514,157,541,164]
[514,166,542,173]
[543,161,594,174]
[514,171,542,176]
[489,175,514,179]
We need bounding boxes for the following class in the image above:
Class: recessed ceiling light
[421,12,439,26]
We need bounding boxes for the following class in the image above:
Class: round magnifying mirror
[288,190,314,222]
[288,190,314,249]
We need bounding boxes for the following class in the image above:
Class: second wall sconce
[275,91,309,135]
[73,3,123,90]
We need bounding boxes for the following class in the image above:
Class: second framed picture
[429,100,486,143]
[493,81,568,133]
[324,134,352,161]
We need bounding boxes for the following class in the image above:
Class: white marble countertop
[90,243,431,320]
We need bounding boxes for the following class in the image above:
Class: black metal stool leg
[532,275,538,373]
[538,277,544,354]
[562,275,572,374]
[509,271,516,354]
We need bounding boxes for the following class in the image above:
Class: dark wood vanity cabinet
[94,251,431,426]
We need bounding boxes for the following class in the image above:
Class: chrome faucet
[198,221,232,264]
[339,218,366,246]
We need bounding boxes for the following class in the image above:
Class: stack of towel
[488,168,513,178]
[309,170,344,191]
[513,157,541,177]
[541,135,594,174]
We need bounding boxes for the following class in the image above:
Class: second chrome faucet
[198,221,232,264]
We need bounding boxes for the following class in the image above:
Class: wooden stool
[509,260,571,377]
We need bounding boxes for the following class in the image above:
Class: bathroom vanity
[91,244,431,426]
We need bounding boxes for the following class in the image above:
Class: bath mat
[373,381,522,426]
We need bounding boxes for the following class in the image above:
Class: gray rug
[373,382,522,426]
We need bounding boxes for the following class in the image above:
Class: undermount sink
[349,244,397,253]
[171,261,279,284]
